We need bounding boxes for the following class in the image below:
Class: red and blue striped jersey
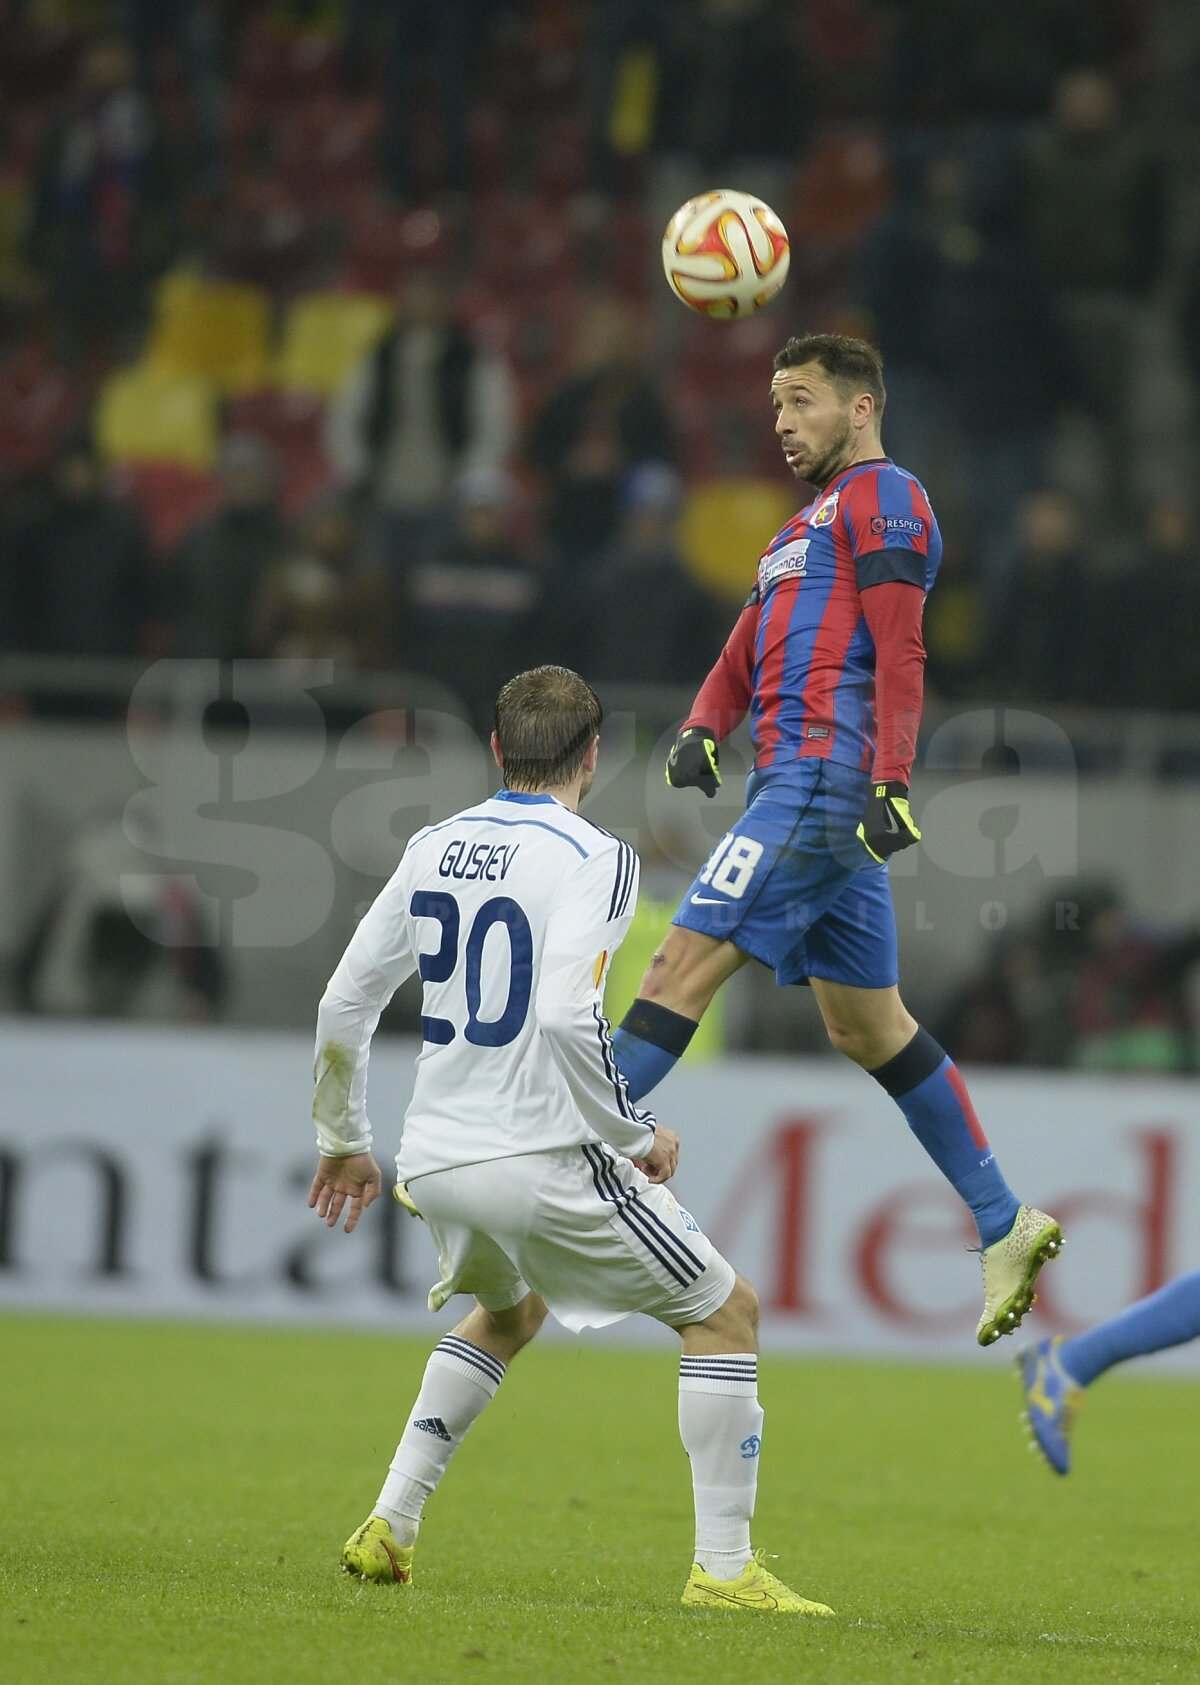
[748,457,941,774]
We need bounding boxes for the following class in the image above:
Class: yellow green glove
[857,781,921,862]
[666,726,721,799]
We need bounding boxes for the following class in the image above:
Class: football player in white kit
[308,665,833,1615]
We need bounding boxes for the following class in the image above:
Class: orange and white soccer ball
[662,189,790,319]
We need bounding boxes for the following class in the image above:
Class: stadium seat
[604,204,654,296]
[337,195,447,293]
[226,387,333,516]
[467,102,509,197]
[275,291,394,396]
[225,386,325,455]
[679,479,795,597]
[279,450,335,518]
[533,114,588,199]
[237,17,340,101]
[274,95,382,208]
[0,345,83,477]
[212,172,321,297]
[114,461,219,554]
[474,196,577,292]
[680,310,780,384]
[146,271,273,394]
[0,96,50,181]
[790,125,892,264]
[94,363,220,469]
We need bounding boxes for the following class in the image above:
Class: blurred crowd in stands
[936,881,1200,1074]
[1,0,1200,719]
[2,0,1200,1059]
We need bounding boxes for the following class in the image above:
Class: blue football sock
[611,999,698,1102]
[1058,1270,1200,1388]
[869,1028,1021,1249]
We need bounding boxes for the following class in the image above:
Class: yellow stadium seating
[679,479,796,597]
[275,291,395,396]
[146,271,272,393]
[94,363,220,469]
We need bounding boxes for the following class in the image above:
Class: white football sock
[376,1334,506,1546]
[678,1352,762,1579]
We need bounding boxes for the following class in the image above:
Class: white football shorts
[404,1143,736,1333]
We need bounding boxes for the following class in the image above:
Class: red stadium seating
[0,346,84,477]
[235,19,339,102]
[113,461,219,555]
[225,388,333,516]
[273,95,383,210]
[212,171,323,297]
[225,387,325,456]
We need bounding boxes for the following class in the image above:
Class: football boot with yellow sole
[682,1552,834,1615]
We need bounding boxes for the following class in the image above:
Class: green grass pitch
[3,1315,1197,1685]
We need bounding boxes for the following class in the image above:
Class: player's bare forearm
[307,1151,382,1233]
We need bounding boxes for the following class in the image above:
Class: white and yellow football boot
[977,1205,1063,1346]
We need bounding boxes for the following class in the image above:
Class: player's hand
[857,781,921,862]
[666,726,721,798]
[639,1127,680,1184]
[308,1151,382,1233]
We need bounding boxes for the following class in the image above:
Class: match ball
[662,189,790,319]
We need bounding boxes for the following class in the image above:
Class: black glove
[666,726,721,798]
[857,781,921,862]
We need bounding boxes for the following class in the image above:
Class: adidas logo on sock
[414,1416,451,1441]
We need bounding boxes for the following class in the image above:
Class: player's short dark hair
[773,333,886,414]
[494,666,603,791]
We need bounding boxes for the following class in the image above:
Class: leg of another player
[1059,1269,1200,1387]
[810,978,1023,1247]
[673,1274,833,1613]
[612,926,748,1101]
[373,1292,548,1547]
[1021,1272,1200,1475]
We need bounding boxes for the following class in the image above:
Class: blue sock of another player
[1058,1270,1200,1388]
[869,1027,1020,1249]
[612,1000,698,1102]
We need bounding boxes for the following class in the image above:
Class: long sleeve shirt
[313,790,655,1181]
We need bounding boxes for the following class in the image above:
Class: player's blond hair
[494,666,603,792]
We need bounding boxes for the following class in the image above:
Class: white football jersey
[313,790,656,1180]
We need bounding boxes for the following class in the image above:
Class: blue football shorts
[671,758,899,989]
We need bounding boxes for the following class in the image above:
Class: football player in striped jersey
[612,334,1062,1347]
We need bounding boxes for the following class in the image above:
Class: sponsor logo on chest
[758,538,811,594]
